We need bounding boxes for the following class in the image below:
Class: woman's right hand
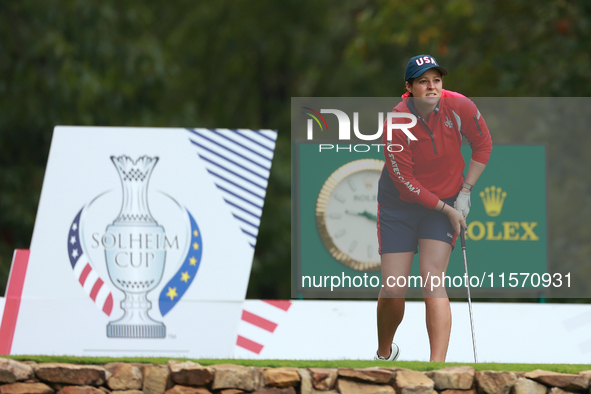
[445,204,467,236]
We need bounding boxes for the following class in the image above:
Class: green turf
[4,356,591,373]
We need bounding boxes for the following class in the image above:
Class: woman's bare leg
[377,251,414,358]
[418,238,452,362]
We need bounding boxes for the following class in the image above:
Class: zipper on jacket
[419,118,437,155]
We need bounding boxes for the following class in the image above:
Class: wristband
[461,182,473,191]
[439,203,446,212]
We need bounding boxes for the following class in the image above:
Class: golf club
[460,229,478,363]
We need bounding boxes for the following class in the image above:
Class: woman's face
[406,69,442,105]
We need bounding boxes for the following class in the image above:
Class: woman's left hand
[454,191,471,219]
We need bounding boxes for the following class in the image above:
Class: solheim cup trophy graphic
[105,155,166,338]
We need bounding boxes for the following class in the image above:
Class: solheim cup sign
[8,126,276,357]
[68,155,203,338]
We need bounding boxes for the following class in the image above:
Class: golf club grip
[460,227,466,249]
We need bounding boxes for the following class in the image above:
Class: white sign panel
[235,300,591,364]
[8,126,276,357]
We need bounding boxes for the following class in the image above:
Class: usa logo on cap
[405,54,448,81]
[415,55,438,66]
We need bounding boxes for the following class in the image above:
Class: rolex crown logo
[480,186,507,217]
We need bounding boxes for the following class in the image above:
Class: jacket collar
[404,95,440,121]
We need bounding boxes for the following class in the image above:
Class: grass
[5,356,591,373]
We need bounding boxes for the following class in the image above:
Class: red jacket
[378,89,492,209]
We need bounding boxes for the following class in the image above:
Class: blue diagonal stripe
[224,199,261,219]
[189,129,271,171]
[208,128,273,161]
[232,129,275,153]
[198,155,266,191]
[238,129,276,143]
[189,128,273,163]
[241,228,257,239]
[190,139,268,181]
[217,185,263,210]
[232,213,259,230]
[206,169,265,200]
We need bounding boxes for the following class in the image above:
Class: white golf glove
[454,191,471,219]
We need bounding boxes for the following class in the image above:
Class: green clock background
[293,143,548,298]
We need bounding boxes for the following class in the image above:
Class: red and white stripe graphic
[0,250,30,355]
[235,300,292,356]
[73,259,113,316]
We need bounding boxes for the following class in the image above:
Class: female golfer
[375,54,492,362]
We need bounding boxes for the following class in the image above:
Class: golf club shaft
[460,230,478,363]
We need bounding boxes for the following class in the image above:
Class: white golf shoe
[374,343,400,361]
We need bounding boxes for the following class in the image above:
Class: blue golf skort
[377,195,458,254]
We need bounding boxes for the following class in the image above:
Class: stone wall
[0,358,590,394]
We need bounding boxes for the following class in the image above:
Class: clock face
[316,159,384,271]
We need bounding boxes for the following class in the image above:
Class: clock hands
[345,210,377,222]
